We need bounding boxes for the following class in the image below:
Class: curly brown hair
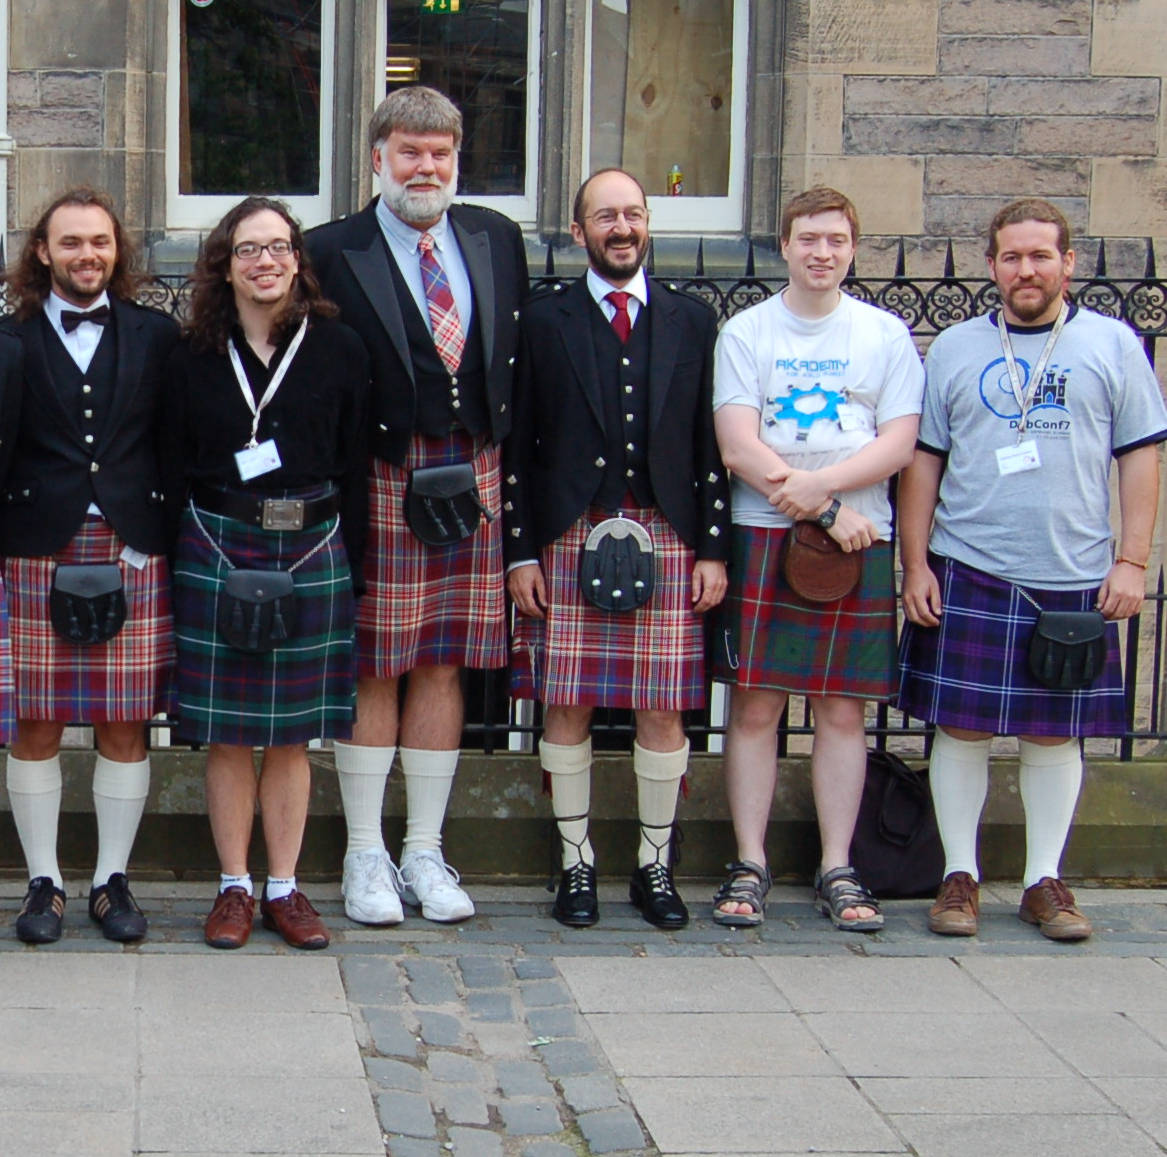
[3,187,142,320]
[185,196,337,354]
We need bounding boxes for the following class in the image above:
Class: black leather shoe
[551,862,599,928]
[89,873,148,942]
[16,877,67,944]
[630,862,689,929]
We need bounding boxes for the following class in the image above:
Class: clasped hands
[765,465,875,553]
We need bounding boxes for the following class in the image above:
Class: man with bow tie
[307,87,528,926]
[0,187,178,944]
[503,168,729,929]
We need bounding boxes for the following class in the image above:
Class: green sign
[421,0,461,12]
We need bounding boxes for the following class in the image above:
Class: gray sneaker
[342,848,404,925]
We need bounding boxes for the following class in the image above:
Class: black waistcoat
[41,312,119,450]
[383,243,488,437]
[590,302,654,510]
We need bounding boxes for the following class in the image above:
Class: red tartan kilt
[0,575,13,742]
[510,505,707,711]
[356,431,506,678]
[3,516,175,721]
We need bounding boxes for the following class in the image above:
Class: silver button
[513,309,520,319]
[82,384,92,394]
[511,527,521,537]
[707,471,719,483]
[626,442,635,452]
[622,357,631,367]
[499,403,506,413]
[379,423,388,431]
[507,474,517,485]
[451,400,461,410]
[594,457,605,468]
[450,375,458,386]
[503,501,513,511]
[83,409,93,419]
[508,356,515,366]
[625,468,634,478]
[624,385,633,393]
[91,462,100,473]
[714,499,725,510]
[21,487,30,496]
[84,434,94,444]
[451,387,460,398]
[709,526,721,536]
[626,413,634,422]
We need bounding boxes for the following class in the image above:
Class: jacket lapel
[341,209,414,385]
[22,314,80,438]
[451,213,495,371]
[100,297,147,447]
[645,282,679,432]
[556,278,605,432]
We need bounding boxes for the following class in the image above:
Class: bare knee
[12,719,67,761]
[93,721,148,763]
[634,710,685,752]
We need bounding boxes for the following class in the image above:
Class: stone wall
[781,0,1166,273]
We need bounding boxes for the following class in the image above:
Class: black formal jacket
[0,326,23,489]
[502,276,731,564]
[305,199,529,465]
[0,298,179,556]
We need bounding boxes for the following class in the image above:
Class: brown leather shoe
[928,871,979,936]
[1019,877,1092,941]
[205,887,255,949]
[260,888,330,950]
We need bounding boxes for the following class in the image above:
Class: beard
[379,162,458,227]
[1002,281,1064,324]
[50,259,112,305]
[584,228,649,283]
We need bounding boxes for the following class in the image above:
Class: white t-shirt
[713,290,924,538]
[921,305,1167,587]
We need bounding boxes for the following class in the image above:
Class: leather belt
[193,485,339,532]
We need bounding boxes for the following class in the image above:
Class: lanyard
[226,315,309,449]
[996,300,1068,442]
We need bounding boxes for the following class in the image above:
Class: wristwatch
[816,498,841,529]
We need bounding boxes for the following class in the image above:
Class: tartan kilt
[172,502,356,747]
[895,553,1126,737]
[510,505,707,711]
[3,516,175,722]
[356,431,506,678]
[0,576,14,743]
[712,525,897,700]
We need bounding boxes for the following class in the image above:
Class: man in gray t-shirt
[897,198,1167,944]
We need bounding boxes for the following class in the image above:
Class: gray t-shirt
[921,305,1167,588]
[713,291,924,538]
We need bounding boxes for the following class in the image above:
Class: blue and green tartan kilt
[712,525,897,700]
[172,503,356,747]
[895,553,1126,737]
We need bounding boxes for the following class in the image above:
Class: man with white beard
[308,87,528,926]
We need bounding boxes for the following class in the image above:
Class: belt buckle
[261,499,305,531]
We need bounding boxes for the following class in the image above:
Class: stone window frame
[163,0,339,230]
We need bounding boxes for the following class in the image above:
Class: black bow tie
[60,305,111,334]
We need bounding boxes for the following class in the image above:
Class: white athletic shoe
[399,849,475,923]
[341,848,404,925]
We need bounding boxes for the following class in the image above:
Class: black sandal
[712,860,771,927]
[814,865,883,932]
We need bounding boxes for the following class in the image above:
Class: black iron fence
[85,239,1167,758]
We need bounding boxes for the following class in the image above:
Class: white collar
[586,267,648,309]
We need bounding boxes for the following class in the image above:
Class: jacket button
[499,403,506,413]
[84,434,94,444]
[91,462,100,473]
[508,356,515,366]
[594,457,605,468]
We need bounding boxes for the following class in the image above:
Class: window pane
[590,0,733,197]
[386,0,529,195]
[180,0,323,195]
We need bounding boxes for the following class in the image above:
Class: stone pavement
[1,878,1165,1156]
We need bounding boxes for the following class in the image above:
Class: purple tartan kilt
[3,516,174,722]
[0,574,14,743]
[712,524,897,700]
[355,431,506,678]
[510,505,707,711]
[895,553,1126,737]
[172,502,356,747]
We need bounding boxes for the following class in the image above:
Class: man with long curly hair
[0,187,178,944]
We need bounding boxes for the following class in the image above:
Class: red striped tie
[418,231,465,374]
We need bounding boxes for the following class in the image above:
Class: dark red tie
[606,291,631,343]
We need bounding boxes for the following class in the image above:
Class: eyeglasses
[232,240,295,261]
[585,207,649,229]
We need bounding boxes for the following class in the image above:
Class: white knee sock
[334,741,396,856]
[6,754,63,887]
[400,747,458,857]
[92,755,150,887]
[1018,739,1082,889]
[540,737,594,869]
[634,740,688,868]
[928,729,992,881]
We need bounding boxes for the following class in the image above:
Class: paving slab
[1019,1010,1167,1077]
[856,1075,1113,1115]
[958,956,1167,1011]
[1096,1078,1167,1147]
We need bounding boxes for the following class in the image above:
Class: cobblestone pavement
[1,878,1166,1155]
